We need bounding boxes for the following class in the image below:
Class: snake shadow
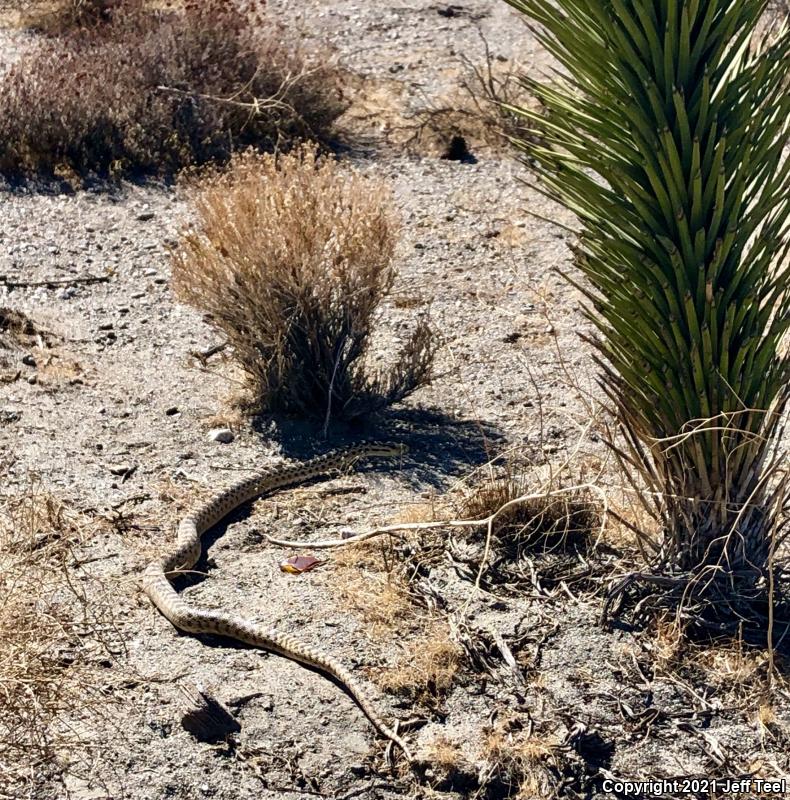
[250,404,506,492]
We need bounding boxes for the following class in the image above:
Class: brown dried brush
[0,0,344,181]
[26,0,129,33]
[0,482,118,796]
[462,472,599,558]
[171,146,435,421]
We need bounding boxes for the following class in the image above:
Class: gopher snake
[143,442,413,761]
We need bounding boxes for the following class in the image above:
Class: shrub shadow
[250,404,506,490]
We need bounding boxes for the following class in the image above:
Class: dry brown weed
[171,146,435,422]
[0,479,121,797]
[0,1,345,181]
[374,621,461,706]
[460,469,600,557]
[482,715,558,800]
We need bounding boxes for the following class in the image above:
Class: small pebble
[58,287,76,300]
[21,354,36,367]
[137,211,156,222]
[209,428,234,444]
[165,406,179,416]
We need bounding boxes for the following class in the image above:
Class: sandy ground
[2,2,790,799]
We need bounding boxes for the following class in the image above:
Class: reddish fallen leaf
[280,555,322,574]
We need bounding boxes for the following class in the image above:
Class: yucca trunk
[506,0,790,600]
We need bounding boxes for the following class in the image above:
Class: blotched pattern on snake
[143,442,412,760]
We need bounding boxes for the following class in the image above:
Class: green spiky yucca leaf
[506,0,789,590]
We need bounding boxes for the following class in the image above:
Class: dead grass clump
[171,147,435,421]
[328,530,459,705]
[425,734,466,773]
[421,734,479,793]
[375,622,461,705]
[338,569,414,637]
[482,716,559,799]
[342,35,542,159]
[331,527,425,631]
[461,473,600,557]
[655,625,774,694]
[25,0,129,34]
[0,480,118,796]
[0,1,345,182]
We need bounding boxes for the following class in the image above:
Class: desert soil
[2,2,789,799]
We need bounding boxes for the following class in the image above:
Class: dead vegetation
[0,476,120,798]
[375,622,461,706]
[460,471,600,557]
[327,512,462,708]
[446,448,605,594]
[0,0,345,182]
[481,715,560,800]
[401,34,541,158]
[23,0,123,33]
[171,146,436,422]
[342,31,541,158]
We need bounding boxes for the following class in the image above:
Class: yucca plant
[505,0,790,623]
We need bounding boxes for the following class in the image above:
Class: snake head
[359,441,408,458]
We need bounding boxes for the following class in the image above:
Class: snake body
[143,442,412,760]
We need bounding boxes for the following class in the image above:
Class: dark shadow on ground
[250,403,506,491]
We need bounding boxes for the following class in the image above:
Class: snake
[142,441,413,761]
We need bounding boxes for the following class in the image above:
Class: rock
[143,268,158,277]
[137,211,155,222]
[209,428,234,444]
[58,287,76,300]
[165,406,179,416]
[21,353,36,367]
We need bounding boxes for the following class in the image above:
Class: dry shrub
[422,734,479,792]
[330,536,459,704]
[338,569,415,637]
[461,473,600,558]
[0,0,345,182]
[425,734,466,773]
[342,34,541,159]
[403,48,540,157]
[0,480,119,796]
[645,617,776,703]
[482,714,559,800]
[331,527,422,637]
[25,0,126,33]
[171,147,435,420]
[375,622,461,705]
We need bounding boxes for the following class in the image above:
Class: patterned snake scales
[143,442,413,761]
